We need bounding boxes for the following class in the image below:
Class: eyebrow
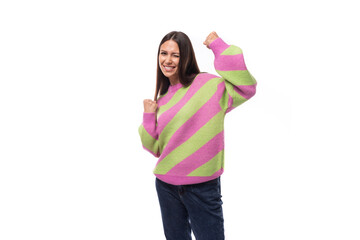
[160,50,180,54]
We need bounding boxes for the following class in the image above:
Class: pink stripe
[142,113,158,140]
[158,89,177,107]
[233,83,257,99]
[155,168,224,185]
[214,54,247,71]
[142,145,160,158]
[156,81,225,164]
[157,74,218,135]
[166,131,224,176]
[209,38,230,57]
[225,106,235,114]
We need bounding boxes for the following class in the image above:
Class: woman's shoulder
[193,72,222,84]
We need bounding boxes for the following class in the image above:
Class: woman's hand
[143,99,158,113]
[203,31,219,49]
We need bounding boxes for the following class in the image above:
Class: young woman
[138,31,257,240]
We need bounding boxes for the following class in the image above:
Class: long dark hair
[154,31,200,101]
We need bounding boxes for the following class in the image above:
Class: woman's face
[159,40,180,81]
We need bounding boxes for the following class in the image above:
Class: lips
[163,65,176,72]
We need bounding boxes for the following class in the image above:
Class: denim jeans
[155,177,225,240]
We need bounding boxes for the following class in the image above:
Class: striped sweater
[138,37,257,185]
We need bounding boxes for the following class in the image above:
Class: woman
[138,31,257,240]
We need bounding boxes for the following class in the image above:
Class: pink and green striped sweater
[138,37,257,185]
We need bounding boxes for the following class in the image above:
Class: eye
[174,55,180,58]
[160,52,167,55]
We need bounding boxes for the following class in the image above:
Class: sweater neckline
[167,73,202,92]
[168,82,183,92]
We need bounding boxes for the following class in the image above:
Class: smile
[163,65,176,72]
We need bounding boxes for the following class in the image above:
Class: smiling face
[159,40,180,84]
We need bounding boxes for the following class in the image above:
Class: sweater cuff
[143,112,156,125]
[209,37,230,57]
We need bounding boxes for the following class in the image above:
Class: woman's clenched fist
[143,99,158,113]
[203,31,219,49]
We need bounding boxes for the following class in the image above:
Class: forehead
[160,40,179,52]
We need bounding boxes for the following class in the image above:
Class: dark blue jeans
[155,177,225,240]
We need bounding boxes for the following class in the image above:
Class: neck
[169,76,180,86]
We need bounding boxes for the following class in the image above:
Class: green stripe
[154,110,224,174]
[216,70,256,86]
[138,125,158,153]
[158,87,189,118]
[221,45,243,55]
[218,82,230,111]
[224,81,248,107]
[187,150,224,176]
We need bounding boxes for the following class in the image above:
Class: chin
[161,72,174,79]
[165,73,175,78]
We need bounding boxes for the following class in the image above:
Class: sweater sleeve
[138,112,160,158]
[209,37,257,114]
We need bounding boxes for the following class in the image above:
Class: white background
[1,0,359,239]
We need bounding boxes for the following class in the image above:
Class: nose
[165,55,172,64]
